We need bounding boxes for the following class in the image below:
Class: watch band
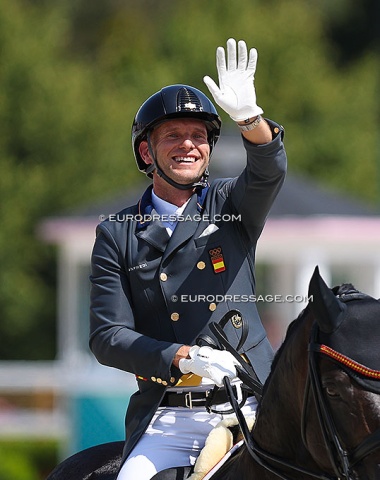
[237,114,262,132]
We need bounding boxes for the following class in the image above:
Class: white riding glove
[179,345,240,388]
[203,38,264,122]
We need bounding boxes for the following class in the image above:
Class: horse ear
[308,266,346,333]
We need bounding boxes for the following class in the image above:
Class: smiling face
[138,118,211,200]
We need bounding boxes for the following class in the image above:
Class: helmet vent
[177,87,203,112]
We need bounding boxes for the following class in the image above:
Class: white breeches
[116,396,257,480]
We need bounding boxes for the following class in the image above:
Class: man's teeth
[174,157,195,163]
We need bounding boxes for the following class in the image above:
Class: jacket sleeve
[89,223,183,384]
[228,119,287,241]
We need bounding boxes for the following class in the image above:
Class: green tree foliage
[86,0,379,201]
[0,0,378,359]
[0,0,136,359]
[0,439,57,480]
[321,0,380,65]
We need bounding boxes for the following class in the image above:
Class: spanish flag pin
[208,247,226,273]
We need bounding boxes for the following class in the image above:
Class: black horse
[46,267,380,479]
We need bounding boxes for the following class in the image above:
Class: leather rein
[208,309,380,480]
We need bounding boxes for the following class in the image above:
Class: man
[89,38,287,479]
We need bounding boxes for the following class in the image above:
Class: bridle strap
[216,309,249,352]
[308,333,351,478]
[308,323,380,477]
[205,312,380,479]
[318,344,380,380]
[209,320,263,399]
[350,429,380,466]
[223,376,334,480]
[196,312,262,414]
[210,316,335,480]
[197,311,264,399]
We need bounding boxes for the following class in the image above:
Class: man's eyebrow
[161,126,207,134]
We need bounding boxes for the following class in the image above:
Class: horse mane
[263,309,306,394]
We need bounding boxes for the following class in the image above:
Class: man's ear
[139,141,153,166]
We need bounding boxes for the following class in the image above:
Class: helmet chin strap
[146,132,209,190]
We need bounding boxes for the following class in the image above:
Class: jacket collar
[136,184,208,230]
[135,184,209,255]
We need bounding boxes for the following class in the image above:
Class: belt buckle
[184,392,193,408]
[184,391,209,409]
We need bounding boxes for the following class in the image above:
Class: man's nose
[180,137,196,149]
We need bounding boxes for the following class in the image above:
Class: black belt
[160,386,238,409]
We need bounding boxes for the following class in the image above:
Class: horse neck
[252,311,317,467]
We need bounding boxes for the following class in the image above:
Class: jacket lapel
[134,186,170,252]
[161,194,201,262]
[135,184,209,257]
[135,214,170,252]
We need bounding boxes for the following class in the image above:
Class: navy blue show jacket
[89,119,287,463]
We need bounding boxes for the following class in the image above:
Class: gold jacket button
[162,380,168,386]
[197,261,206,270]
[209,303,217,312]
[151,376,157,382]
[160,272,168,281]
[171,312,180,321]
[170,377,176,384]
[156,378,162,384]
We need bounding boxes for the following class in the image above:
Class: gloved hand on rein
[203,38,263,122]
[179,345,240,387]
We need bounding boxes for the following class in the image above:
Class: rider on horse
[89,37,287,479]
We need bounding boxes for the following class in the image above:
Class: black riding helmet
[132,84,222,190]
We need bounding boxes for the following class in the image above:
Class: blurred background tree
[0,0,378,360]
